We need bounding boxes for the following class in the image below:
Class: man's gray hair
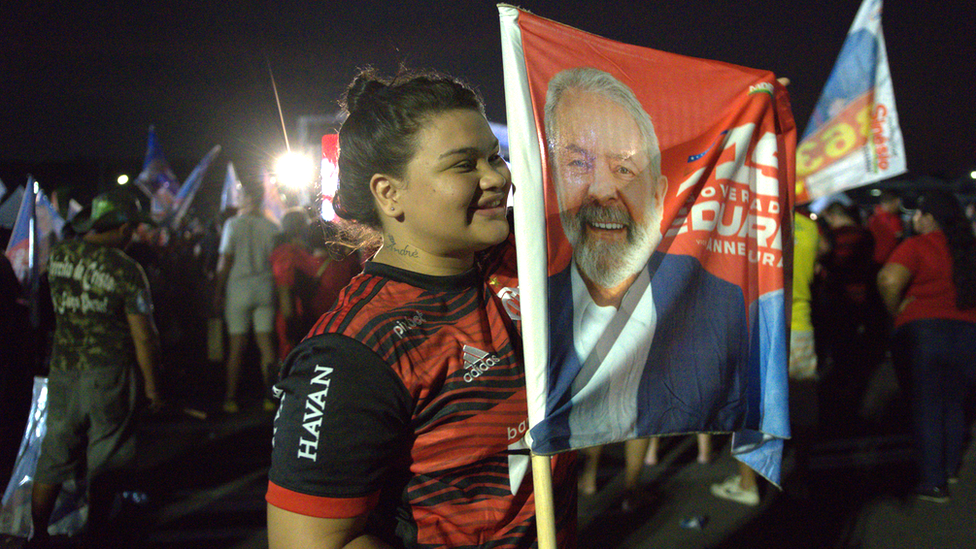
[544,67,662,181]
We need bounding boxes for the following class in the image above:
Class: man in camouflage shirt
[30,189,162,546]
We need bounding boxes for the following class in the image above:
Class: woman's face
[912,209,935,234]
[392,109,512,258]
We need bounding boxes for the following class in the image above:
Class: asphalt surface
[2,365,974,548]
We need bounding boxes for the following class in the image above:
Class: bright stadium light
[117,174,129,185]
[275,152,314,191]
[970,170,976,180]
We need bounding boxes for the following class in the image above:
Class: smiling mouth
[588,222,626,231]
[474,197,505,210]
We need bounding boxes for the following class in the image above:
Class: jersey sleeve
[267,333,412,518]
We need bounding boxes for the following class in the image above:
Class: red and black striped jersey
[267,240,576,548]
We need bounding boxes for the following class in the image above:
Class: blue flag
[4,177,36,287]
[134,125,181,221]
[169,145,222,229]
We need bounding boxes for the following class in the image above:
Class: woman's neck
[371,240,475,277]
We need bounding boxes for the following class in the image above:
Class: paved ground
[2,369,974,548]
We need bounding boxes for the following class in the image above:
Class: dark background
[2,0,974,205]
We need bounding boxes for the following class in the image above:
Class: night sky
[2,0,974,198]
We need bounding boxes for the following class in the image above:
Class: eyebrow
[438,139,500,160]
[563,143,636,163]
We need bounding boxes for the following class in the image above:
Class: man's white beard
[562,203,657,289]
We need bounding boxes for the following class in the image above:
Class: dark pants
[891,319,976,489]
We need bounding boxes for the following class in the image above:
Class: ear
[654,174,669,206]
[370,173,402,219]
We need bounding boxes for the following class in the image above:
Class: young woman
[878,190,976,503]
[267,69,576,548]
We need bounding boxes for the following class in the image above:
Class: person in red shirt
[270,210,361,362]
[868,189,904,265]
[818,202,887,431]
[877,190,976,503]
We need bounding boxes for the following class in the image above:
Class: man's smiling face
[551,89,666,289]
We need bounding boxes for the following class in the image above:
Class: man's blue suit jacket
[532,251,751,453]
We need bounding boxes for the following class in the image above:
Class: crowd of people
[1,65,975,547]
[0,180,365,546]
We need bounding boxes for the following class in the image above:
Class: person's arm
[127,312,163,410]
[268,335,412,548]
[214,252,233,313]
[267,505,392,549]
[877,262,913,315]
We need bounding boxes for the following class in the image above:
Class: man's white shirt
[567,262,656,447]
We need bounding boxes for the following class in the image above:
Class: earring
[390,205,395,211]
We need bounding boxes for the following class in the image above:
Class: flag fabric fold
[220,162,243,212]
[796,0,906,203]
[499,6,794,485]
[4,178,37,287]
[168,144,221,229]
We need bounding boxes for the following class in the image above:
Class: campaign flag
[4,178,36,287]
[499,6,794,484]
[134,125,181,221]
[220,162,243,211]
[796,0,905,203]
[169,144,222,229]
[320,134,339,221]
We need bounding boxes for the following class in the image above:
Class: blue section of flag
[802,28,878,140]
[733,289,790,486]
[4,177,36,288]
[169,145,221,228]
[134,126,181,219]
[221,162,242,211]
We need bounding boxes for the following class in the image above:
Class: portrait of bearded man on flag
[537,67,748,451]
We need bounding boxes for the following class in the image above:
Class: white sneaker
[710,475,760,506]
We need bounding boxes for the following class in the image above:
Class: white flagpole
[498,5,557,549]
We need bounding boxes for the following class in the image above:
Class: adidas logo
[462,345,500,383]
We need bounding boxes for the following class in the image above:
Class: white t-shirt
[219,213,280,288]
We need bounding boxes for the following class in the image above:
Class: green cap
[72,189,152,233]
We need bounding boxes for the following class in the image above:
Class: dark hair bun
[342,68,388,114]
